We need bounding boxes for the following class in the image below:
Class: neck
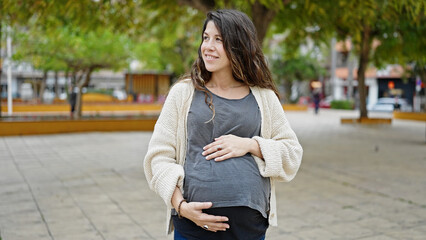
[208,72,243,89]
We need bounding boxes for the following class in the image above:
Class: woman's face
[201,21,231,75]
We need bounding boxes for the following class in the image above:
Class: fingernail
[202,151,206,156]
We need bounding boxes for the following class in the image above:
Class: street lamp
[6,26,13,116]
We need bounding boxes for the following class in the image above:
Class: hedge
[330,100,354,110]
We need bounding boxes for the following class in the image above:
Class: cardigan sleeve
[143,83,186,208]
[252,90,303,182]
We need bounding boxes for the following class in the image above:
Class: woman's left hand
[202,135,258,162]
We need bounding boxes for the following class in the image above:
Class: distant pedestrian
[393,96,401,111]
[313,91,321,114]
[69,87,77,117]
[144,9,303,240]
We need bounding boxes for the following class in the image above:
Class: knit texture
[143,79,303,234]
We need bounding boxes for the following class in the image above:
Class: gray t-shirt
[183,88,270,218]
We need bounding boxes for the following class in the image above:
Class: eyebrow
[203,32,222,37]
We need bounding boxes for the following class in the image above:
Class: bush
[86,89,113,95]
[331,100,354,110]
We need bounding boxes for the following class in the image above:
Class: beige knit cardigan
[143,79,303,234]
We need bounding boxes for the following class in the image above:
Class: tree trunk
[73,68,94,119]
[71,70,83,119]
[357,25,372,118]
[39,70,48,103]
[283,79,292,103]
[74,87,83,119]
[251,0,277,43]
[54,71,59,99]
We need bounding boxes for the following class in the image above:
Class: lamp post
[7,25,12,116]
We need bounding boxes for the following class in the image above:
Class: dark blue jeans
[174,229,266,240]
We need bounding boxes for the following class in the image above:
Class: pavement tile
[355,217,400,232]
[0,212,44,227]
[50,232,103,240]
[0,109,425,240]
[274,217,311,233]
[326,222,375,239]
[0,190,33,205]
[266,228,301,240]
[293,227,337,240]
[42,206,87,222]
[0,224,50,240]
[101,226,150,240]
[36,194,76,211]
[385,228,426,240]
[48,220,95,237]
[0,200,39,217]
[302,210,340,227]
[358,235,398,240]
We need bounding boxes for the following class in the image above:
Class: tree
[14,28,67,103]
[144,0,292,44]
[1,0,111,117]
[13,25,131,118]
[290,0,425,117]
[58,27,131,118]
[131,5,204,75]
[271,52,326,103]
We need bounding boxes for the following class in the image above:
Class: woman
[144,9,303,240]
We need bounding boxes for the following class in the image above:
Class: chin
[203,65,216,73]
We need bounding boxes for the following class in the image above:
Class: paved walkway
[0,109,425,240]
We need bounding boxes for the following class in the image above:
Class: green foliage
[14,24,131,73]
[280,0,425,116]
[272,54,325,83]
[2,0,140,33]
[13,28,67,72]
[331,100,354,110]
[132,2,204,75]
[85,88,113,95]
[4,0,425,83]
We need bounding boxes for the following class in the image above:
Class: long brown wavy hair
[189,9,279,119]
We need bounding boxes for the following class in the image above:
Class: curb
[341,117,392,124]
[0,118,157,136]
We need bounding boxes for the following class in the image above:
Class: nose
[205,39,215,50]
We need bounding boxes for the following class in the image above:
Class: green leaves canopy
[14,25,130,73]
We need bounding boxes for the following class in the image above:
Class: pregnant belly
[183,156,266,204]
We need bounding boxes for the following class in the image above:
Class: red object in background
[388,81,395,89]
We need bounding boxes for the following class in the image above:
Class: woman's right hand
[180,201,230,232]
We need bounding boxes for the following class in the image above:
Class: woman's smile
[204,54,219,60]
